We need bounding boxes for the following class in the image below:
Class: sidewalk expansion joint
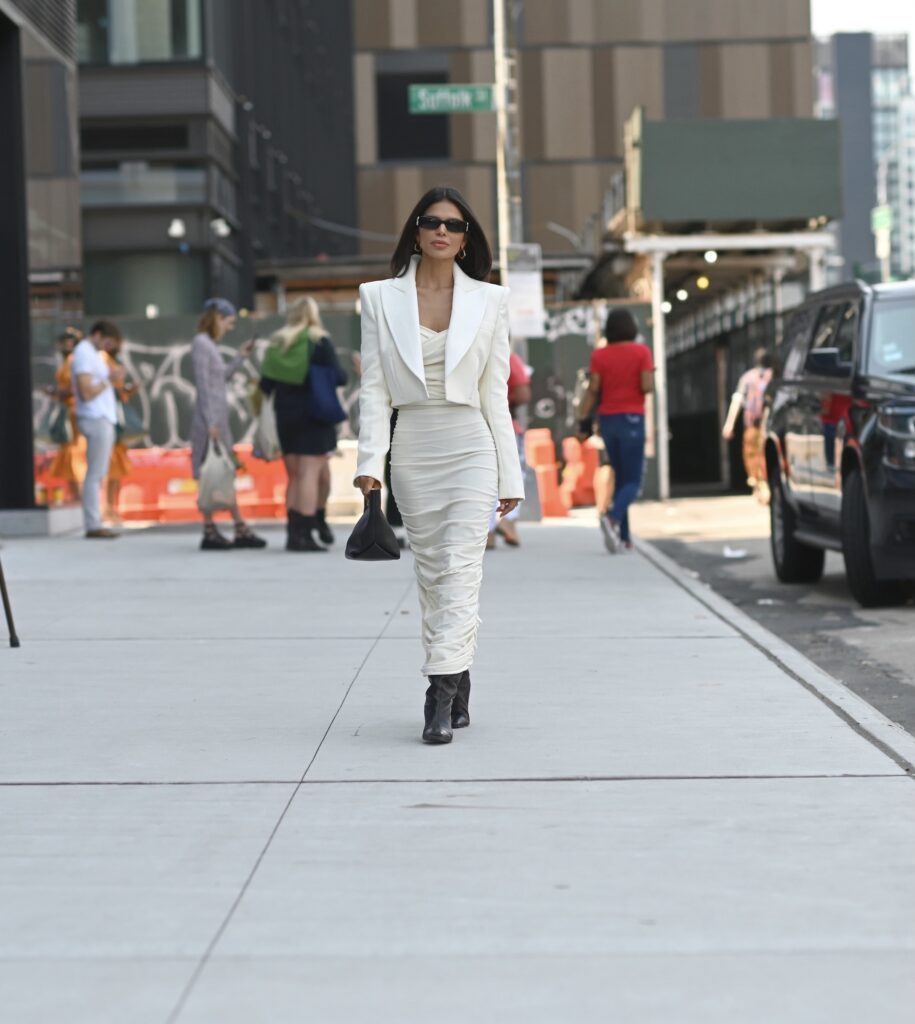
[164,575,415,1024]
[2,773,905,788]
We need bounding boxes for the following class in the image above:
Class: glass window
[80,162,207,206]
[77,0,203,65]
[833,303,859,366]
[805,303,843,371]
[376,72,450,162]
[780,306,815,379]
[869,300,915,376]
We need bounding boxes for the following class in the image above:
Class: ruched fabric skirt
[391,404,498,676]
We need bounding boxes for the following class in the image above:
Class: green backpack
[261,328,311,385]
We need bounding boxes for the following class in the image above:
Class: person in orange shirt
[45,328,82,502]
[102,334,138,523]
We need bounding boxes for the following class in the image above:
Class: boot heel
[451,670,471,728]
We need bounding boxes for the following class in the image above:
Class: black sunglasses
[416,215,469,233]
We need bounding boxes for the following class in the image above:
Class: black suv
[765,281,915,606]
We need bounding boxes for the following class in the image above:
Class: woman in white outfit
[355,186,524,744]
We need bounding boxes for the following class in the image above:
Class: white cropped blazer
[355,256,525,499]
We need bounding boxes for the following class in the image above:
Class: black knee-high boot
[287,510,326,552]
[423,673,461,744]
[315,508,334,545]
[451,670,471,728]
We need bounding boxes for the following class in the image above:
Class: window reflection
[77,0,203,65]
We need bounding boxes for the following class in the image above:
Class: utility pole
[493,0,522,276]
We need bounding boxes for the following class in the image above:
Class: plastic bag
[197,440,237,513]
[253,390,281,461]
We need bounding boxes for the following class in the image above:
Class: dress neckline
[419,324,448,336]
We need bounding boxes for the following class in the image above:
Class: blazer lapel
[380,257,425,388]
[445,262,488,378]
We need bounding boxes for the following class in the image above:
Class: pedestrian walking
[577,309,655,553]
[102,333,138,524]
[487,348,531,548]
[45,327,82,503]
[260,296,348,552]
[354,185,524,744]
[190,298,266,550]
[722,347,773,504]
[72,321,125,539]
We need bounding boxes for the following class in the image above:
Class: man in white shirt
[72,320,125,538]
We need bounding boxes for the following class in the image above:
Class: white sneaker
[599,513,622,553]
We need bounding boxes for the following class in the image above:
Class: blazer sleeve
[354,284,393,485]
[479,291,525,500]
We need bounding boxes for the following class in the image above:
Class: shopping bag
[49,403,73,445]
[305,363,347,425]
[197,440,237,513]
[253,390,281,461]
[116,401,146,447]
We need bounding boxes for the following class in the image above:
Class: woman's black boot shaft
[423,673,461,744]
[451,670,471,728]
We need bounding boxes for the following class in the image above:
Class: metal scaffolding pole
[493,0,522,274]
[650,251,670,502]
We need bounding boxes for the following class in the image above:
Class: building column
[650,250,670,501]
[0,15,35,511]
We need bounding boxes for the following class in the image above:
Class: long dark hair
[390,185,493,281]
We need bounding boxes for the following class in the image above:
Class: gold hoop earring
[413,241,422,254]
[459,248,467,261]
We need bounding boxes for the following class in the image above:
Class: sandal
[233,523,267,549]
[201,524,233,550]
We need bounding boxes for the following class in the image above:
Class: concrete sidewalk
[1,521,913,1023]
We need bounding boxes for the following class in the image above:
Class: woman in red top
[578,309,654,552]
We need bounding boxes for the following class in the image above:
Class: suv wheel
[841,466,907,607]
[769,467,825,583]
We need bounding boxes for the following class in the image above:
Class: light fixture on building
[676,288,689,301]
[210,217,231,238]
[703,250,718,264]
[145,303,159,319]
[167,218,186,239]
[661,300,672,314]
[696,275,710,290]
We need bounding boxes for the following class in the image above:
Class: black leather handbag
[345,490,401,561]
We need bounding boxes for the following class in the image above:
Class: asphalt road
[648,532,915,739]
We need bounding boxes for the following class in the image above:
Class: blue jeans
[599,413,646,543]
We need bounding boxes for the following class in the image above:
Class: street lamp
[676,288,688,301]
[167,218,186,239]
[210,217,231,238]
[704,250,718,264]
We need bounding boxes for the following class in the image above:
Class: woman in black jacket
[260,297,347,551]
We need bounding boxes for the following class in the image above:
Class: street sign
[871,204,892,233]
[408,83,495,115]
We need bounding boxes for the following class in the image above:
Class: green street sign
[871,204,893,233]
[408,83,495,115]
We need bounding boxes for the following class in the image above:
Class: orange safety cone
[535,463,569,517]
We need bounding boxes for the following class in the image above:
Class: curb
[635,536,915,775]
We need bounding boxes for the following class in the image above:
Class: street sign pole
[493,0,510,277]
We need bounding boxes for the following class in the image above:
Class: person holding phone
[354,186,524,744]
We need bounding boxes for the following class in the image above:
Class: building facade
[351,0,814,263]
[76,0,356,316]
[815,32,912,280]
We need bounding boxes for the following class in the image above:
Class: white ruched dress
[391,326,498,676]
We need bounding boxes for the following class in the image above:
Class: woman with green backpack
[260,296,348,552]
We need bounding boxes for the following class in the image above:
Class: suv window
[781,306,815,379]
[870,300,915,376]
[805,302,855,377]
